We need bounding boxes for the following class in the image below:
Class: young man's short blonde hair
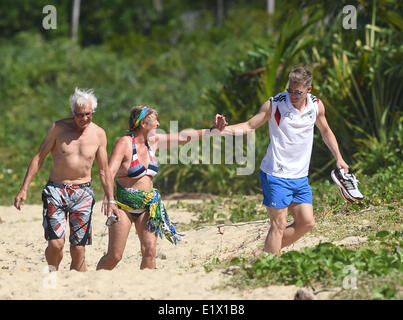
[289,67,312,87]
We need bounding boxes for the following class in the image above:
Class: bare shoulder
[315,99,330,130]
[54,118,72,129]
[111,135,132,155]
[88,123,107,145]
[116,134,131,145]
[315,99,326,119]
[253,98,272,125]
[49,118,72,136]
[114,135,132,149]
[91,122,107,136]
[261,98,272,113]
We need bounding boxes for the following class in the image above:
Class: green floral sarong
[115,183,183,244]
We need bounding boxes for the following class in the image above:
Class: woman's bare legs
[134,212,158,269]
[96,209,133,270]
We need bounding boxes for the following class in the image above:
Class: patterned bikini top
[127,133,158,179]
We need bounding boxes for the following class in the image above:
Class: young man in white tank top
[220,67,349,255]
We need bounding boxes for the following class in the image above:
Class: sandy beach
[0,200,337,300]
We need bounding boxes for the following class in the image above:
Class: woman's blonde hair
[128,105,158,132]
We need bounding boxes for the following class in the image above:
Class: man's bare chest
[55,132,99,158]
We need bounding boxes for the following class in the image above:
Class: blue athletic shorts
[259,170,313,209]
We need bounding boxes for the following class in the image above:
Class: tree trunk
[266,0,275,14]
[216,0,224,26]
[153,0,163,13]
[266,0,275,33]
[71,0,81,40]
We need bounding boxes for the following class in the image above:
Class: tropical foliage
[183,0,403,192]
[233,231,402,300]
[179,164,402,299]
[0,0,401,301]
[0,0,402,203]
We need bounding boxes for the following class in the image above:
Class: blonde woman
[97,106,226,270]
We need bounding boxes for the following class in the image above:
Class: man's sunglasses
[74,111,94,118]
[286,88,305,96]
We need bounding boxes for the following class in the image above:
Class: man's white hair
[69,87,98,113]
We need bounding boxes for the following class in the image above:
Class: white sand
[0,201,334,300]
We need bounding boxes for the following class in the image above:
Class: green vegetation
[0,2,270,204]
[0,0,401,300]
[231,231,402,300]
[171,164,402,299]
[1,1,402,203]
[172,164,402,229]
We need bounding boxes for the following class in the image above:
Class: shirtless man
[14,88,119,272]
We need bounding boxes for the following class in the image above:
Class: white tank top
[260,92,319,178]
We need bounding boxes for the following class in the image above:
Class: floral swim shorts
[42,181,95,246]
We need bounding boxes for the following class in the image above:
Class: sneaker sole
[337,185,355,203]
[331,170,362,202]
